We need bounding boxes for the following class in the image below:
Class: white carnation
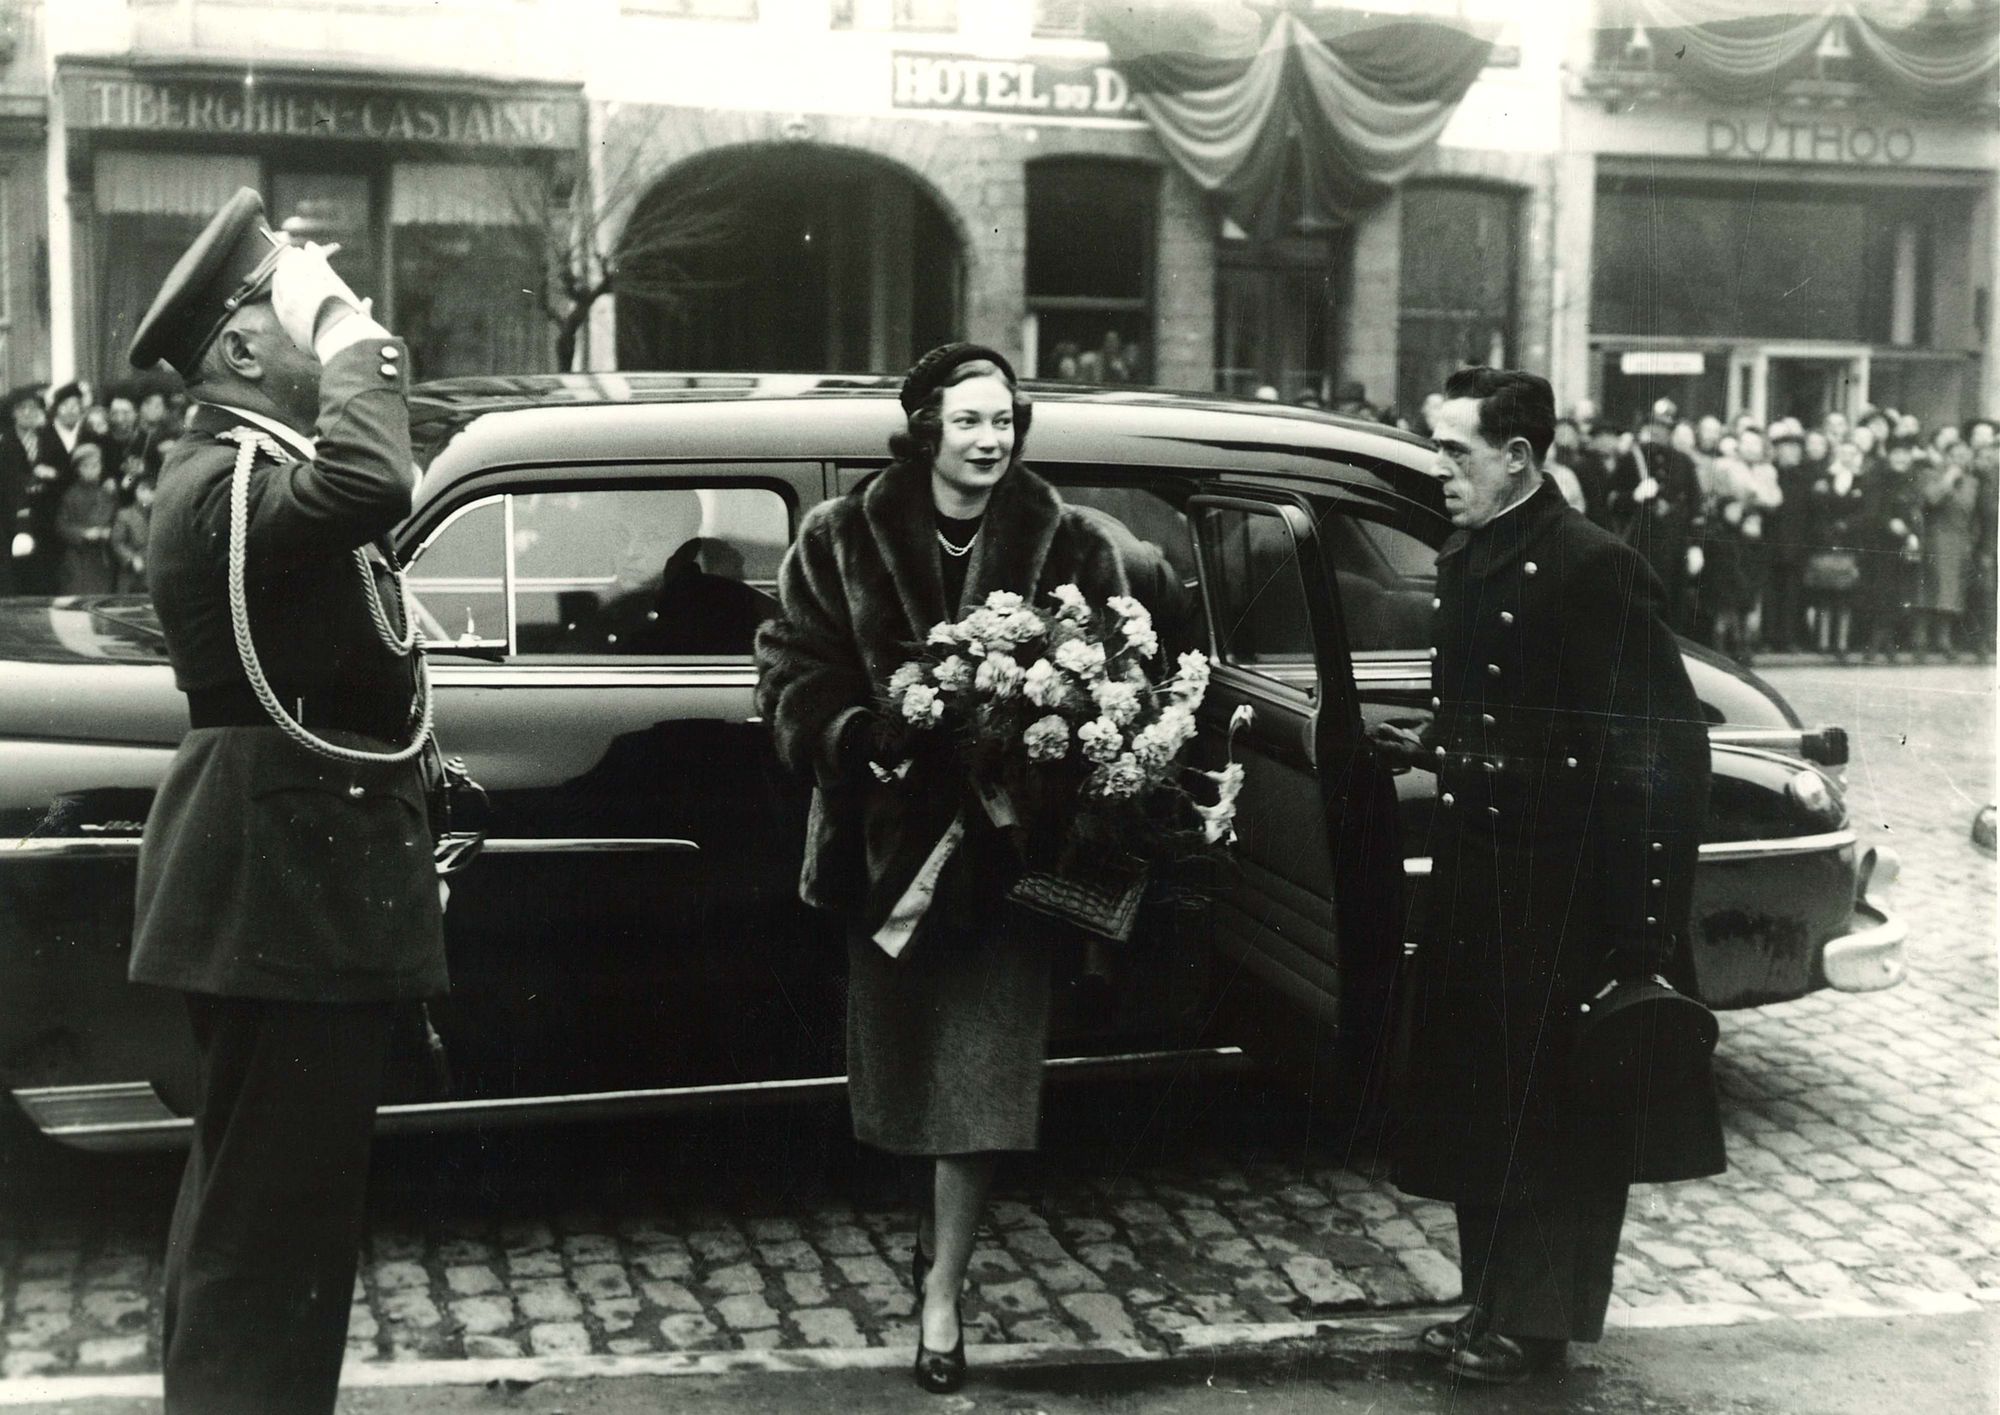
[901,682,944,726]
[933,655,972,692]
[1078,716,1123,764]
[1023,714,1071,763]
[1054,639,1107,680]
[1091,678,1142,728]
[975,652,1025,699]
[1023,658,1061,707]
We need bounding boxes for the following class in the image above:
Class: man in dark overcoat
[1605,401,1703,635]
[0,385,72,595]
[127,188,445,1415]
[1381,367,1723,1384]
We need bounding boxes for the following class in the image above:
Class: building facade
[15,0,1999,429]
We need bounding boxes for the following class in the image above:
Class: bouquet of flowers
[879,585,1242,940]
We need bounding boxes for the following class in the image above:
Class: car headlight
[1787,767,1844,828]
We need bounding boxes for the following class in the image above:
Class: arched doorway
[616,146,963,374]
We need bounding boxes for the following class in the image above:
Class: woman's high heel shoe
[913,1300,966,1395]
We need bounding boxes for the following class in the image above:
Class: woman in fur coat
[756,344,1127,1394]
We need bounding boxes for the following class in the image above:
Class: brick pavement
[1,664,1993,1380]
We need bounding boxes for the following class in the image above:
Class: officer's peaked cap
[128,187,286,377]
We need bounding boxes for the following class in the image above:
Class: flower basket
[1007,860,1148,944]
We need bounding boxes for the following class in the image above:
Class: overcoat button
[1565,756,1578,767]
[1486,663,1500,676]
[1500,611,1515,625]
[347,784,365,798]
[1524,561,1538,575]
[1442,793,1456,807]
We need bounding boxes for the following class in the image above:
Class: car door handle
[1228,703,1255,745]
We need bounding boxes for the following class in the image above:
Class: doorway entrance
[615,147,963,374]
[1726,345,1869,426]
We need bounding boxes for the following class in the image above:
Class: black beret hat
[3,384,44,416]
[128,187,287,377]
[900,342,1016,415]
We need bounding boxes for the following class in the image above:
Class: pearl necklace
[936,527,978,558]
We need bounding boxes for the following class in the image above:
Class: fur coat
[754,459,1128,932]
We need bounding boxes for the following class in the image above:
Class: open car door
[1185,491,1407,1099]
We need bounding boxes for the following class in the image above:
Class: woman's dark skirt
[845,909,1053,1156]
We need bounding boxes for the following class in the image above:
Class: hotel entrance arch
[615,146,964,375]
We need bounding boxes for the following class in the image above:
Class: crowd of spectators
[1315,380,1995,664]
[1532,397,1997,664]
[0,380,180,598]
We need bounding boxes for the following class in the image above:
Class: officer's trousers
[161,994,395,1415]
[1455,1174,1629,1344]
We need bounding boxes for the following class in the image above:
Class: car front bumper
[1819,847,1905,994]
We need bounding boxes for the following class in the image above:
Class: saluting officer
[1380,368,1724,1384]
[127,188,445,1415]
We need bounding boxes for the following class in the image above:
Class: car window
[1319,515,1438,658]
[1051,480,1202,660]
[406,485,789,660]
[406,497,508,648]
[1191,502,1316,694]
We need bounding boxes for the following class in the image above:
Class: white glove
[1686,545,1705,578]
[271,242,385,357]
[10,532,32,559]
[1632,475,1660,504]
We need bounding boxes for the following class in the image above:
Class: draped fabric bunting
[1088,1,1494,236]
[1600,0,2000,112]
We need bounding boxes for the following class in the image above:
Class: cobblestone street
[1,664,1993,1387]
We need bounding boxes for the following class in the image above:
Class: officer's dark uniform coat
[131,341,446,1002]
[1392,478,1725,1207]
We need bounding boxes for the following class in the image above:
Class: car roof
[409,373,1446,511]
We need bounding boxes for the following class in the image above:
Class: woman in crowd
[110,475,154,593]
[1861,437,1925,659]
[56,442,117,593]
[1803,442,1867,657]
[1919,441,1980,659]
[755,343,1129,1396]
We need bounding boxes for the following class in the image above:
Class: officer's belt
[187,681,414,742]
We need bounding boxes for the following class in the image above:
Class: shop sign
[62,71,583,151]
[1620,351,1707,376]
[891,52,1139,119]
[1704,116,1916,166]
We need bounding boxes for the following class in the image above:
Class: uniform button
[381,345,400,358]
[645,610,659,622]
[1483,759,1497,771]
[1646,916,1658,926]
[1651,878,1663,887]
[1486,663,1500,676]
[606,633,618,645]
[1429,647,1439,659]
[1525,561,1539,575]
[380,364,399,378]
[1651,841,1664,852]
[1432,597,1442,609]
[1442,793,1456,807]
[1488,806,1500,816]
[1565,756,1578,768]
[1481,713,1495,725]
[347,784,365,799]
[1500,611,1515,625]
[1436,746,1448,759]
[1431,696,1441,708]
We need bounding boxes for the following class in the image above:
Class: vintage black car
[0,375,1904,1152]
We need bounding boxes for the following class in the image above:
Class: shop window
[1397,183,1518,413]
[831,0,956,29]
[392,163,550,379]
[1214,229,1343,401]
[1192,504,1315,691]
[1026,160,1155,383]
[95,153,261,378]
[1592,178,1941,346]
